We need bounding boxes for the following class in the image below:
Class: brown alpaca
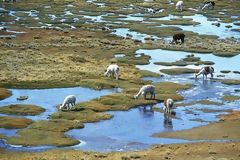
[171,33,185,44]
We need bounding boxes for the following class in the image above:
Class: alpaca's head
[134,95,139,99]
[59,104,63,110]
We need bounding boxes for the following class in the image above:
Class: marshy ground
[0,0,240,159]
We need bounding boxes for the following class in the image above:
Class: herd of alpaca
[60,64,214,114]
[59,0,216,112]
[176,0,215,11]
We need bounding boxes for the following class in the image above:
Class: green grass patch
[51,109,113,123]
[222,79,240,85]
[0,116,33,129]
[0,104,45,116]
[0,88,12,100]
[6,119,84,147]
[222,95,240,102]
[138,70,162,78]
[160,68,197,75]
[75,82,191,112]
[175,100,223,107]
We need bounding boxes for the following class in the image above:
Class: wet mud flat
[0,0,240,159]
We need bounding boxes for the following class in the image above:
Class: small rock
[209,151,217,154]
[130,154,141,159]
[134,39,142,43]
[17,96,28,101]
[212,22,220,27]
[225,25,232,28]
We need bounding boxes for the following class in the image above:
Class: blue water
[136,49,240,79]
[0,87,119,121]
[154,14,240,39]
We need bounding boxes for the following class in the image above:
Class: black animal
[171,33,185,44]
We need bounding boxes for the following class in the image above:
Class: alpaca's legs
[115,73,118,80]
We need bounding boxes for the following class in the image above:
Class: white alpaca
[201,1,215,10]
[59,95,76,111]
[104,64,120,80]
[176,1,183,11]
[195,66,214,79]
[163,98,174,114]
[134,85,155,100]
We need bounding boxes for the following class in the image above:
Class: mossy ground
[0,104,45,116]
[138,70,162,78]
[1,142,240,160]
[0,88,11,100]
[222,95,240,102]
[6,119,84,147]
[0,116,33,129]
[175,100,223,107]
[222,79,240,85]
[75,82,191,112]
[51,109,113,123]
[160,68,197,75]
[154,54,214,67]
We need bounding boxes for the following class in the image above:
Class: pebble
[209,151,217,154]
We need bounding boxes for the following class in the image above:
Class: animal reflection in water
[138,105,154,117]
[163,113,173,130]
[195,76,214,90]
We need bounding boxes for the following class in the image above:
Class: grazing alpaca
[195,66,214,79]
[201,1,215,10]
[163,98,174,114]
[134,85,155,100]
[176,1,184,11]
[59,95,76,111]
[171,33,185,44]
[104,64,120,80]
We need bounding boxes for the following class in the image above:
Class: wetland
[0,0,240,159]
